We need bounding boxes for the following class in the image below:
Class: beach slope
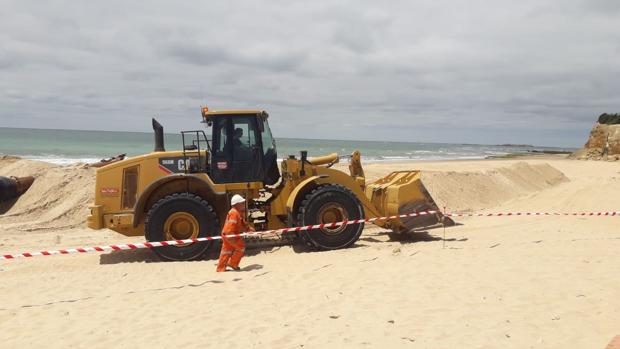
[0,156,619,348]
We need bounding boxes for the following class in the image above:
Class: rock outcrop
[571,113,620,161]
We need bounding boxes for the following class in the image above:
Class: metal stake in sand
[442,206,447,249]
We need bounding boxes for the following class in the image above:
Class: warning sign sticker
[101,188,120,196]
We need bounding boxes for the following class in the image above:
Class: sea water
[0,127,575,165]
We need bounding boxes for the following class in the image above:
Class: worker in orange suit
[217,194,254,272]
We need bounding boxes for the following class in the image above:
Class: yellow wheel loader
[87,108,448,260]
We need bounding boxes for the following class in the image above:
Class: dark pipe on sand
[0,176,35,202]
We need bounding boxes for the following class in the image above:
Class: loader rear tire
[145,193,219,261]
[297,184,364,250]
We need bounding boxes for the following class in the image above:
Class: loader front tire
[145,193,219,261]
[297,184,364,250]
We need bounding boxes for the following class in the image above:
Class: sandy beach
[1,155,619,348]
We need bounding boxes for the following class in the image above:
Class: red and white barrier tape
[445,211,620,217]
[0,211,435,260]
[1,210,618,261]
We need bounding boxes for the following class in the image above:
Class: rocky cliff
[571,113,620,161]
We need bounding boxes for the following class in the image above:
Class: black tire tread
[296,184,364,250]
[144,193,219,261]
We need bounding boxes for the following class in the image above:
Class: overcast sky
[1,0,619,147]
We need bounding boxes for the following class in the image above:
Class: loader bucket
[365,171,452,232]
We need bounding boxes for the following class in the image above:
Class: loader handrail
[180,130,210,173]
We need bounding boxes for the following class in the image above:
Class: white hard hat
[231,194,246,206]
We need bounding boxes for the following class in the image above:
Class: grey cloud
[583,0,620,13]
[0,0,618,147]
[164,43,229,66]
[163,40,306,73]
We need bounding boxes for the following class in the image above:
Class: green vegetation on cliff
[597,113,620,125]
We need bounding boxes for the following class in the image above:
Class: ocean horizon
[0,127,576,165]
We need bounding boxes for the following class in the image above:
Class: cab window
[227,118,257,161]
[210,115,263,183]
[261,121,275,155]
[214,119,228,156]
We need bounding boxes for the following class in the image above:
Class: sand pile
[0,158,95,231]
[421,162,569,213]
[1,156,570,233]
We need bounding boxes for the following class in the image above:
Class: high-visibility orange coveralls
[216,207,249,272]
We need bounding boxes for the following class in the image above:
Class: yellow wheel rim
[164,212,200,247]
[317,203,348,235]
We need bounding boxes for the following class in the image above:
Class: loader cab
[203,109,280,185]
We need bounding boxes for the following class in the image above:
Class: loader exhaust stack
[152,118,165,152]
